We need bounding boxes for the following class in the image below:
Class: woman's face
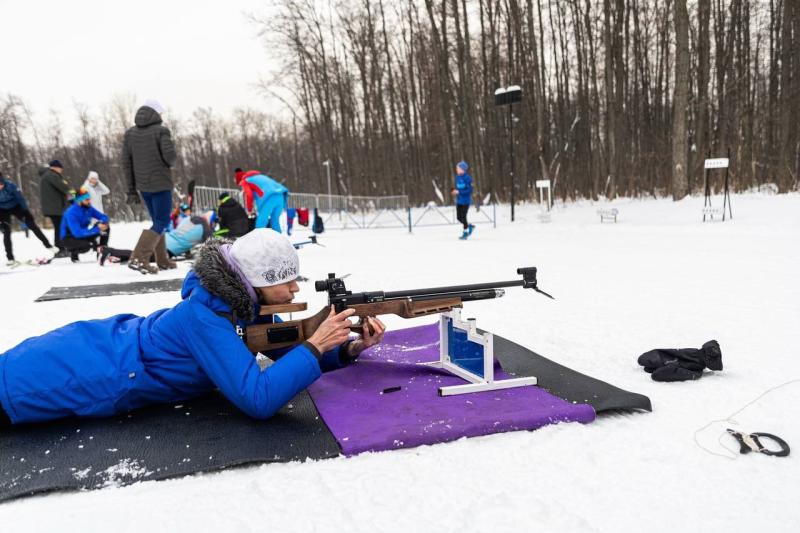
[257,280,300,305]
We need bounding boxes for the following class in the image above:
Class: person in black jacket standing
[122,99,177,274]
[39,160,74,256]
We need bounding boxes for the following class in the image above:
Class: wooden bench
[598,208,618,223]
[702,207,723,222]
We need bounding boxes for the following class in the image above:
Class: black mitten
[701,340,723,371]
[637,349,671,373]
[637,340,722,382]
[650,363,703,382]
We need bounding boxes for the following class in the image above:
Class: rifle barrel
[407,288,505,303]
[382,280,523,300]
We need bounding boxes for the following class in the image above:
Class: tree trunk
[672,0,689,200]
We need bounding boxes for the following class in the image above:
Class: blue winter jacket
[246,174,288,198]
[0,269,347,424]
[60,202,109,239]
[0,178,28,211]
[165,216,210,255]
[246,174,289,209]
[455,172,473,205]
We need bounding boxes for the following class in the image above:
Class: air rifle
[293,235,323,249]
[244,267,553,353]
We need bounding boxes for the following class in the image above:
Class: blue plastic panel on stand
[447,319,485,377]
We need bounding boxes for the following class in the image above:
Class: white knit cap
[229,229,299,287]
[143,99,165,114]
[87,171,99,180]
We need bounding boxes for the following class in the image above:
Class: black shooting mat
[0,337,649,503]
[492,333,652,413]
[35,278,184,302]
[0,390,339,503]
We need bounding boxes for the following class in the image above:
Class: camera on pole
[494,85,522,222]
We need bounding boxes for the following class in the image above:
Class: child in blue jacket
[451,160,474,239]
[0,229,386,426]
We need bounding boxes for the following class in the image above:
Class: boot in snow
[128,229,160,274]
[154,234,177,270]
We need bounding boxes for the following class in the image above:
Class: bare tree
[672,0,690,199]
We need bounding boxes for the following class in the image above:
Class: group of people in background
[2,97,478,270]
[1,161,114,267]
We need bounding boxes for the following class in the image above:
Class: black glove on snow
[637,340,722,382]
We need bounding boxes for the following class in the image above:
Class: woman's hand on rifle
[346,316,386,359]
[307,306,356,354]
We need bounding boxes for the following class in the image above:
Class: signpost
[702,151,733,222]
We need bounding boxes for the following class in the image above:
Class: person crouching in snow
[60,186,110,262]
[0,229,386,427]
[217,192,250,239]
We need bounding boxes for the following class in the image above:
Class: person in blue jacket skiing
[60,186,110,262]
[0,229,386,427]
[451,160,474,240]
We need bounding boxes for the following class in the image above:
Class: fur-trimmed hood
[191,238,257,322]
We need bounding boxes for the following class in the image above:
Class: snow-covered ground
[1,193,798,532]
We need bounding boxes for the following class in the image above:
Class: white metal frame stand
[421,309,537,396]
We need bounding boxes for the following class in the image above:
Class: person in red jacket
[234,168,289,232]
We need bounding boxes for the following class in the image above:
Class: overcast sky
[1,0,281,138]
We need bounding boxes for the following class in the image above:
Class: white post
[536,180,552,212]
[323,160,332,213]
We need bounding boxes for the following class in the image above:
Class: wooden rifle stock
[245,297,463,353]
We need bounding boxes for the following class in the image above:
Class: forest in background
[1,0,798,221]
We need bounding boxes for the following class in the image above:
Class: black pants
[47,215,63,250]
[1,206,52,260]
[103,248,175,263]
[456,204,470,230]
[62,228,110,259]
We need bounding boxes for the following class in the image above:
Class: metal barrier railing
[192,186,495,232]
[410,202,497,229]
[287,192,319,210]
[193,185,244,212]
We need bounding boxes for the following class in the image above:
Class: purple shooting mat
[308,323,596,455]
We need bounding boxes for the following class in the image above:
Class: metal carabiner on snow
[726,429,790,457]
